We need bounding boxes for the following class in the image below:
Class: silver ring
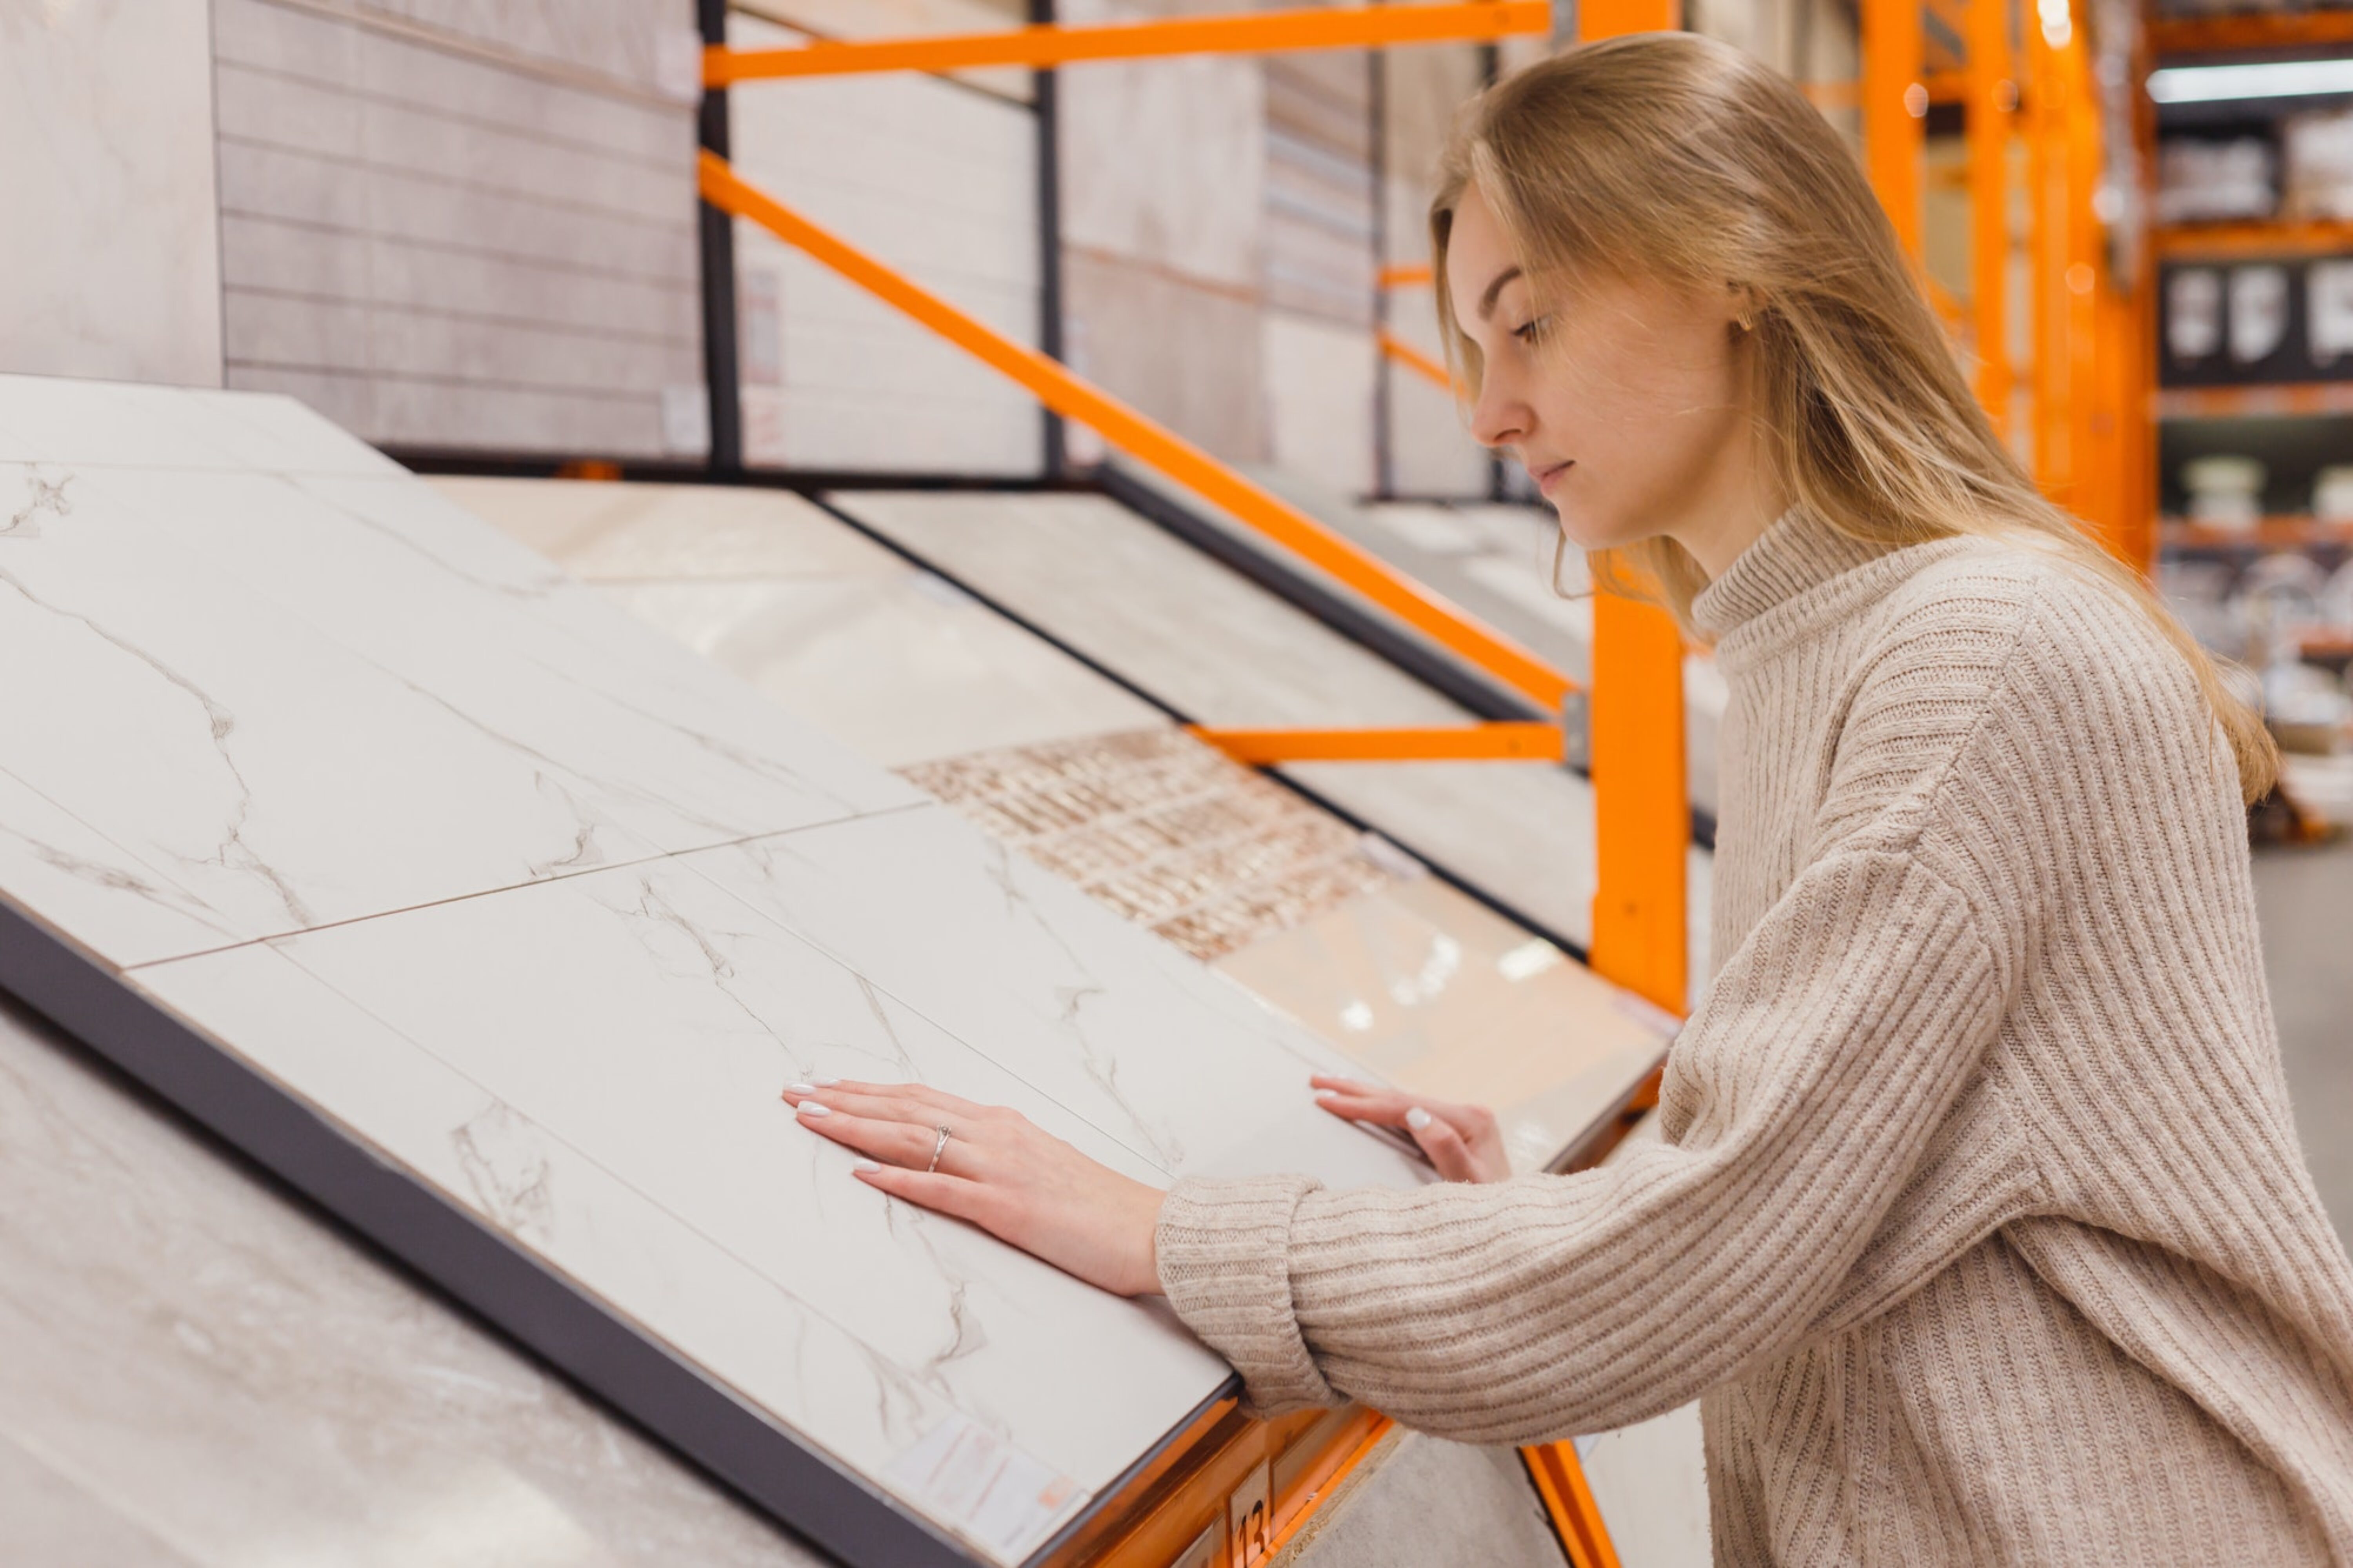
[926,1125,953,1174]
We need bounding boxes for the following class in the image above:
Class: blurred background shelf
[2157,381,2353,416]
[2160,514,2353,548]
[2155,217,2353,256]
[2149,9,2353,57]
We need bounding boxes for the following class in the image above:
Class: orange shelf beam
[706,2,1551,83]
[2149,9,2353,56]
[1187,723,1565,764]
[1379,329,1454,391]
[1525,1440,1624,1568]
[2154,218,2353,259]
[699,153,1573,712]
[1379,262,1435,288]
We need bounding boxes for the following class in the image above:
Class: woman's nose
[1467,369,1529,450]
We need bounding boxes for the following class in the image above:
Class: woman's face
[1444,181,1760,561]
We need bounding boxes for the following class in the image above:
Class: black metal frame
[698,0,744,474]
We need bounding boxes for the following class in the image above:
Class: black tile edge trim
[0,894,980,1568]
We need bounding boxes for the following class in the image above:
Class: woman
[783,34,2353,1561]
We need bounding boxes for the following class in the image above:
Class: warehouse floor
[2253,836,2353,1255]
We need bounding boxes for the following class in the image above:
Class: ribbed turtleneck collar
[1690,507,1890,639]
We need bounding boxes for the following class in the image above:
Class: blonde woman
[783,34,2353,1561]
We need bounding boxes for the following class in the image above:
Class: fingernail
[798,1103,831,1119]
[785,1083,815,1095]
[1406,1107,1433,1131]
[1315,1089,1339,1101]
[813,1075,841,1087]
[853,1160,880,1174]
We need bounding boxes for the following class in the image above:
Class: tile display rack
[0,376,1443,1568]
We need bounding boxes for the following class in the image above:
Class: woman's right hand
[1310,1076,1512,1183]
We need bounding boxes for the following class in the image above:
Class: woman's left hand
[781,1080,1167,1297]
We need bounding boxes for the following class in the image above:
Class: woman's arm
[785,843,2012,1441]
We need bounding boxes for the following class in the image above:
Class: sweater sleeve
[1156,848,2008,1439]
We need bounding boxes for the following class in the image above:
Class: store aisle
[2253,838,2353,1255]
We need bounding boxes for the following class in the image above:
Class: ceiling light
[2148,58,2353,104]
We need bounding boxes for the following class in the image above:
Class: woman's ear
[1727,281,1766,334]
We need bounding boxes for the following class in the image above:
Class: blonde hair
[1429,33,2277,802]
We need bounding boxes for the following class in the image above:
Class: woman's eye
[1512,316,1550,345]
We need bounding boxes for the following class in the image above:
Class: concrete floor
[2252,836,2353,1255]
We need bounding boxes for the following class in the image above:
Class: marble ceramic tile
[833,489,1622,948]
[1214,876,1673,1174]
[428,477,900,582]
[831,491,1464,728]
[133,939,1089,1564]
[0,453,917,967]
[134,853,1237,1517]
[0,14,222,389]
[0,994,830,1568]
[435,475,1167,767]
[683,809,1436,1191]
[596,576,1168,768]
[0,376,401,475]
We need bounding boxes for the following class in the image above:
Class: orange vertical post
[1864,0,1926,263]
[1579,0,1689,1026]
[1967,0,2013,429]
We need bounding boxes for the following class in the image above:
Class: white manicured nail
[813,1075,841,1087]
[1315,1089,1339,1101]
[798,1102,831,1119]
[853,1160,881,1174]
[1406,1107,1433,1131]
[785,1083,815,1095]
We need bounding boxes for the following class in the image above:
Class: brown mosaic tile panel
[899,729,1397,961]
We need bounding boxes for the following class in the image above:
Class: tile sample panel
[0,377,1429,1568]
[1216,877,1675,1175]
[831,489,1607,947]
[435,477,1165,766]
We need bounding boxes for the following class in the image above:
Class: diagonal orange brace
[700,153,1573,713]
[704,2,1551,84]
[1187,723,1565,764]
[1379,329,1454,391]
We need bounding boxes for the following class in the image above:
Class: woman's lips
[1532,460,1573,495]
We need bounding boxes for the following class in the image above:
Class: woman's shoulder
[1865,532,2197,712]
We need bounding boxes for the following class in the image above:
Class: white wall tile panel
[727,15,1042,476]
[0,0,223,388]
[0,376,1428,1566]
[211,0,700,458]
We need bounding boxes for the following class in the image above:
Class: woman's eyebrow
[1477,265,1525,321]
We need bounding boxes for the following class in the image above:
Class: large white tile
[133,934,1105,1565]
[832,491,1463,728]
[0,377,400,475]
[430,478,898,582]
[0,454,916,967]
[598,576,1168,768]
[687,809,1437,1190]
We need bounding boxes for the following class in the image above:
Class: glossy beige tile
[1215,876,1673,1173]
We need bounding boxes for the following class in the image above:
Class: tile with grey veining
[0,453,916,968]
[686,807,1439,1192]
[127,941,1028,1552]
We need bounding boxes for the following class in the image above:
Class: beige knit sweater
[1156,509,2353,1563]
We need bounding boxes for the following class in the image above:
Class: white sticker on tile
[884,1412,1082,1560]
